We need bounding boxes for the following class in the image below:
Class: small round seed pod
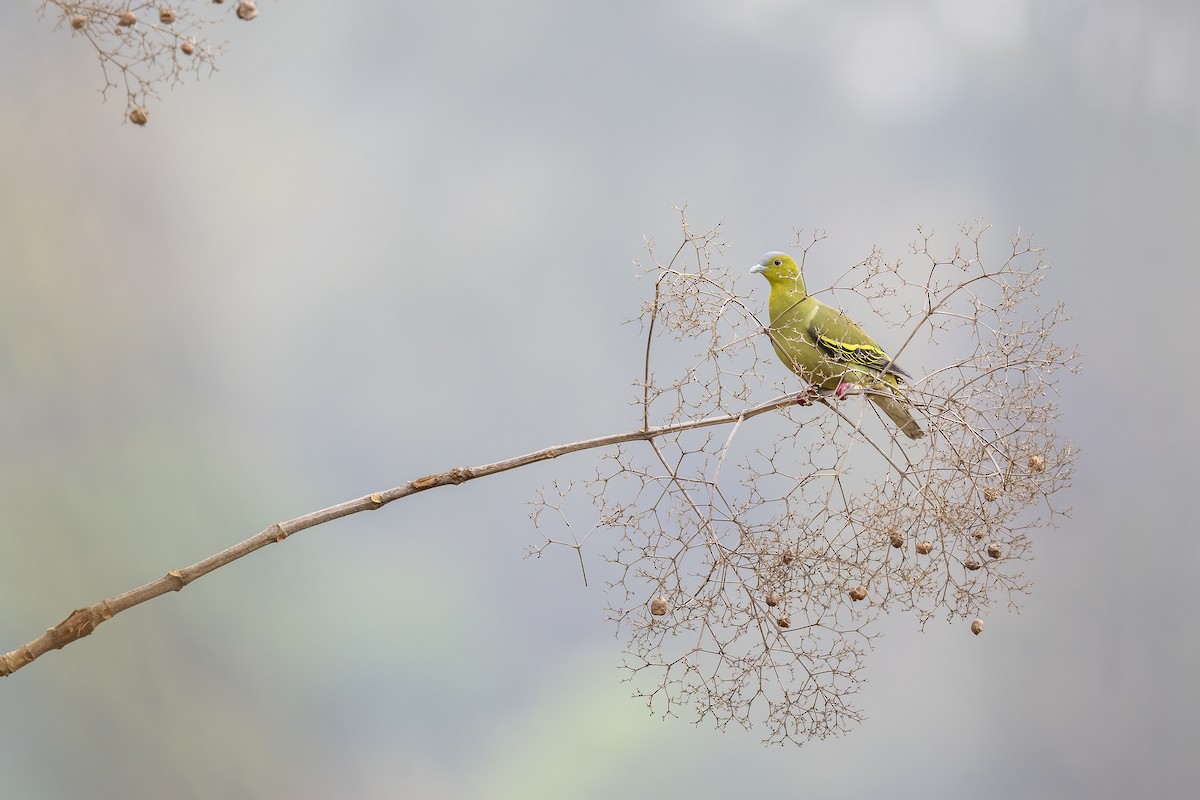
[71,15,86,29]
[986,543,1002,559]
[159,8,177,24]
[965,559,982,571]
[118,11,137,26]
[650,596,668,616]
[971,618,985,635]
[848,585,868,602]
[237,1,257,20]
[766,592,780,608]
[1028,454,1046,473]
[889,531,904,549]
[129,107,149,126]
[777,614,791,629]
[915,540,933,555]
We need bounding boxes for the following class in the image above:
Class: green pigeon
[751,251,925,439]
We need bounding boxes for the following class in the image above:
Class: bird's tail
[868,387,926,440]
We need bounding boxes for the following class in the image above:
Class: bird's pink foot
[833,382,853,400]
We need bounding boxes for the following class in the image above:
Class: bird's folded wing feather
[815,332,912,380]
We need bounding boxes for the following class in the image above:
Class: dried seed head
[237,1,258,20]
[972,529,985,540]
[777,614,791,629]
[965,559,982,571]
[129,107,149,126]
[71,15,86,29]
[1028,454,1046,473]
[983,487,999,502]
[915,540,933,555]
[986,543,1002,559]
[650,596,668,616]
[889,531,904,549]
[971,618,985,635]
[848,585,868,602]
[780,549,795,565]
[159,8,178,23]
[118,11,137,26]
[180,40,196,55]
[765,592,780,608]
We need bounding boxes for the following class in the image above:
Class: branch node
[52,607,103,648]
[0,646,34,676]
[412,475,439,490]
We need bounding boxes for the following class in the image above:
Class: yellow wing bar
[816,334,909,379]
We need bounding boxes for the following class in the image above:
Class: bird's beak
[750,263,766,274]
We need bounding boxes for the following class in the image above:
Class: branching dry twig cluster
[530,211,1078,745]
[40,0,258,123]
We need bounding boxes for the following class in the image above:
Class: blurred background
[1,1,1197,797]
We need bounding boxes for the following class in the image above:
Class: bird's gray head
[750,251,789,274]
[749,251,799,279]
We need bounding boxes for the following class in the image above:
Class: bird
[750,251,925,439]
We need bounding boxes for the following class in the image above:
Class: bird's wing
[809,305,912,380]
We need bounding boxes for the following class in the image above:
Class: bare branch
[0,394,799,677]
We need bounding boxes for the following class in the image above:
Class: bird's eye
[773,259,782,266]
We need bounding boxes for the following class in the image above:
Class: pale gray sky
[1,2,1197,797]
